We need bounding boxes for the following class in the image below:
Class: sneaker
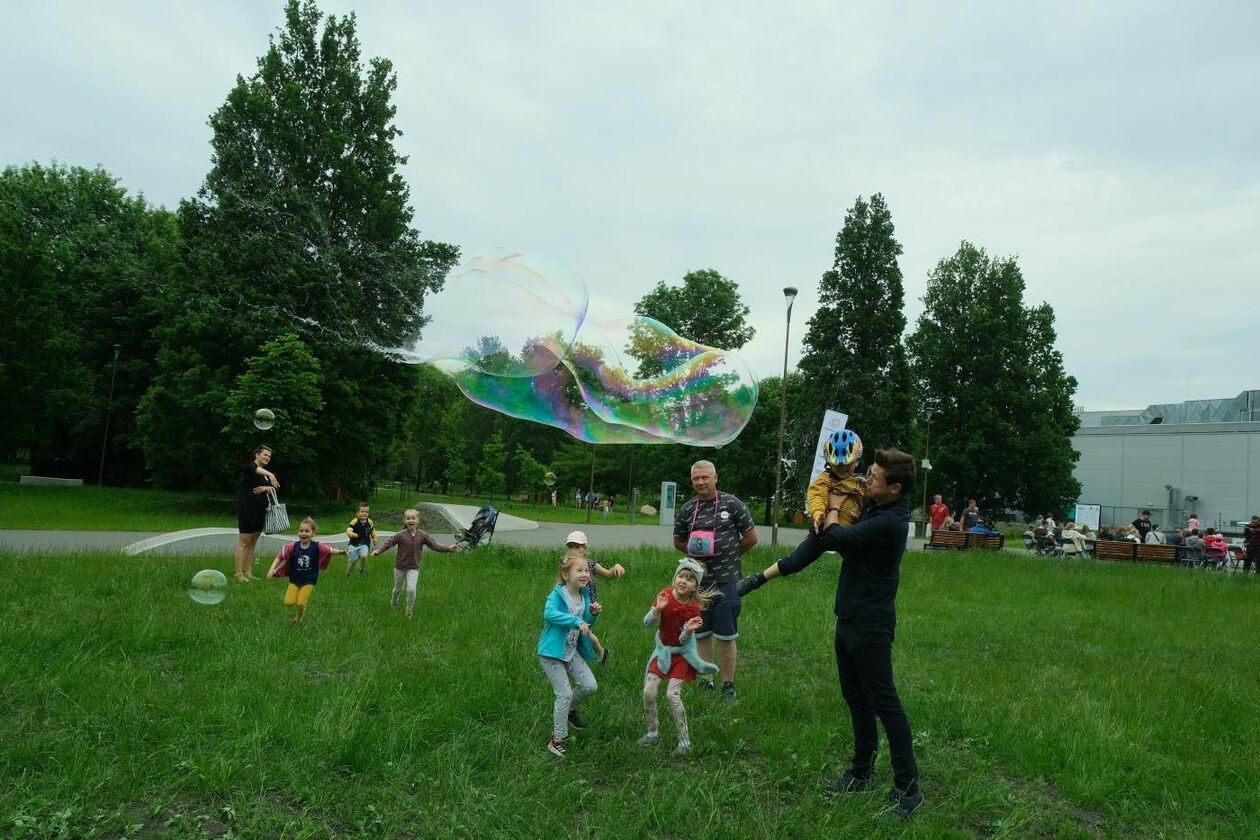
[721,681,737,701]
[697,680,716,694]
[546,737,568,758]
[636,731,660,748]
[567,709,588,730]
[824,771,874,794]
[672,741,692,756]
[405,609,414,620]
[358,568,366,577]
[889,785,924,820]
[600,647,611,666]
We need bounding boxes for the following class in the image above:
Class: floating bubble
[188,569,228,605]
[397,254,758,446]
[543,471,557,486]
[254,408,275,431]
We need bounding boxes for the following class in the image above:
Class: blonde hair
[403,508,420,519]
[557,550,590,584]
[299,516,317,532]
[673,567,717,610]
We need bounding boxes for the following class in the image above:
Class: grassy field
[3,546,1257,838]
[0,477,704,532]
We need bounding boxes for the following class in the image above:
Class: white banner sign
[809,409,849,481]
[1072,503,1101,532]
[659,481,678,527]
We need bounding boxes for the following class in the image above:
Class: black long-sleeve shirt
[777,496,910,639]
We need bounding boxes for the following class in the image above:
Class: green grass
[3,547,1257,838]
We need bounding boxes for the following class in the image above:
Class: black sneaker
[721,681,737,701]
[546,737,568,758]
[889,785,924,819]
[568,709,588,730]
[600,647,611,666]
[824,771,874,794]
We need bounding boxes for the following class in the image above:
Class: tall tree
[632,268,755,376]
[797,194,916,455]
[0,163,178,482]
[907,241,1080,516]
[138,0,457,494]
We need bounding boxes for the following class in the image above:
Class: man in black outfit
[737,448,922,820]
[1131,510,1153,541]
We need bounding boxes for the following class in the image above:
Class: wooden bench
[1135,543,1179,565]
[1094,540,1137,561]
[924,530,970,550]
[969,533,1005,551]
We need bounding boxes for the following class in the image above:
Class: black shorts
[697,581,741,641]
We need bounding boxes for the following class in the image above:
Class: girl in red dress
[637,558,717,755]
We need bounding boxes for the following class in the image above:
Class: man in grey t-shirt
[673,460,757,700]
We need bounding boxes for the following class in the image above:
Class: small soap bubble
[254,408,275,431]
[543,471,558,486]
[188,569,228,605]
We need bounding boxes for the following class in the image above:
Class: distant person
[537,553,602,758]
[1184,528,1205,553]
[344,502,378,577]
[236,445,280,583]
[1203,528,1229,564]
[1131,510,1153,541]
[550,489,557,507]
[967,519,1000,537]
[1043,513,1057,531]
[1242,515,1260,573]
[371,508,460,619]
[943,517,960,532]
[1060,522,1087,555]
[1187,513,1201,532]
[1098,525,1114,541]
[266,517,348,627]
[961,500,981,530]
[1144,524,1166,545]
[1165,528,1184,546]
[928,495,949,535]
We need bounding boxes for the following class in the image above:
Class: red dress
[647,587,702,681]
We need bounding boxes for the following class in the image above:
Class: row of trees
[0,0,1081,517]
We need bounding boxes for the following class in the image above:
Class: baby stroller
[455,505,498,549]
[1027,527,1063,557]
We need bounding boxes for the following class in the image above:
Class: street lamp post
[771,287,798,548]
[97,344,121,486]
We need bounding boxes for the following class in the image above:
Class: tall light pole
[97,344,121,486]
[771,287,798,548]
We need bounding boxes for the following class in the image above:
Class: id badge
[687,529,715,557]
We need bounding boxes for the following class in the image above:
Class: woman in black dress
[235,446,280,582]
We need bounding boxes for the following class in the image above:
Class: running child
[267,517,347,626]
[638,557,718,756]
[537,553,601,757]
[564,529,624,664]
[344,503,378,577]
[370,508,459,619]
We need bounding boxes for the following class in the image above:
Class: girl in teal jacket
[537,553,601,757]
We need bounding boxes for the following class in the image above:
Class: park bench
[1135,543,1179,565]
[1094,540,1137,562]
[969,533,1005,551]
[923,531,970,551]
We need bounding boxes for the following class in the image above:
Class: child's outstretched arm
[370,533,399,557]
[643,592,668,627]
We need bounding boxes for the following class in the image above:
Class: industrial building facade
[1072,390,1260,534]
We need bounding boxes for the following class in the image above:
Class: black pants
[1244,546,1259,573]
[835,623,919,792]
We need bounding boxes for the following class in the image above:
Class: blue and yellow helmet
[824,429,863,468]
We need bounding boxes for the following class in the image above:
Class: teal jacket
[537,584,598,662]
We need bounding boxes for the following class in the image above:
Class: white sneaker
[673,741,692,756]
[637,732,660,747]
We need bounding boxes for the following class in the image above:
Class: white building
[1072,390,1260,534]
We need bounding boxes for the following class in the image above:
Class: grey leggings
[539,655,597,739]
[392,568,419,609]
[643,673,689,744]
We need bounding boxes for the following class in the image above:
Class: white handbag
[264,488,290,534]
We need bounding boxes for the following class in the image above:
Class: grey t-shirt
[673,491,755,583]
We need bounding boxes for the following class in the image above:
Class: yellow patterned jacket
[805,470,868,526]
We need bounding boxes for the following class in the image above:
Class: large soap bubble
[188,569,228,605]
[399,254,758,446]
[254,408,275,431]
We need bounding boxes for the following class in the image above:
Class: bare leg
[696,635,715,684]
[234,533,260,581]
[715,639,737,683]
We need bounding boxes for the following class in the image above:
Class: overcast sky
[3,1,1257,411]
